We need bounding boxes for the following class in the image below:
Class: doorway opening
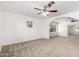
[68,23,79,36]
[49,22,58,38]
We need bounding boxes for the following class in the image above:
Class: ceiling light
[42,12,49,16]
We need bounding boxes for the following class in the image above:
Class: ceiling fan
[34,1,57,16]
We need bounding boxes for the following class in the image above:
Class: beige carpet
[1,36,79,57]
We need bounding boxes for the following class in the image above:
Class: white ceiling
[0,1,79,19]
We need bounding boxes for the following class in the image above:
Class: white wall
[42,11,79,39]
[58,22,68,36]
[0,10,2,51]
[0,11,2,40]
[41,20,50,39]
[1,11,43,45]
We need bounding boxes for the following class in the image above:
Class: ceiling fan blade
[34,8,42,11]
[48,1,55,7]
[50,1,55,4]
[37,12,42,15]
[48,10,57,12]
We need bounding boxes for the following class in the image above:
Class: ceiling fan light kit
[42,12,49,16]
[34,1,57,16]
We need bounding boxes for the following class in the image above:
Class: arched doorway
[49,17,79,39]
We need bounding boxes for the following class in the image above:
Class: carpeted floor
[1,36,79,57]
